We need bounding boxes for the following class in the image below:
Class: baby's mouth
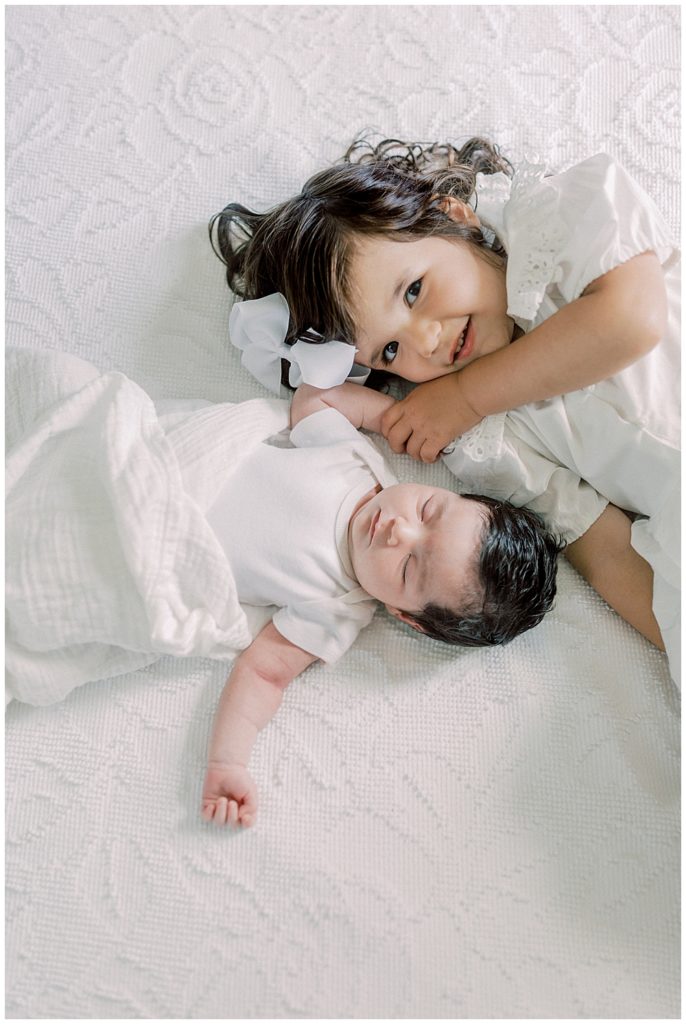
[369,509,380,544]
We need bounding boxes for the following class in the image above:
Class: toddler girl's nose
[413,321,441,358]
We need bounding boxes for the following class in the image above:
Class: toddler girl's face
[347,482,485,623]
[348,234,514,383]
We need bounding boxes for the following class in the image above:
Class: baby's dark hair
[209,134,512,356]
[408,494,564,647]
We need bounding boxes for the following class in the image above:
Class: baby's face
[348,233,514,383]
[347,482,485,622]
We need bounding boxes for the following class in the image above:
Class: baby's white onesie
[207,407,397,663]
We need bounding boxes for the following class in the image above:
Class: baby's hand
[290,383,322,427]
[201,761,257,828]
[381,376,481,461]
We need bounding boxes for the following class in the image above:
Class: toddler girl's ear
[385,606,427,634]
[437,195,481,229]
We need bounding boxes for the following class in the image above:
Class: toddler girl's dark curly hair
[408,495,565,647]
[209,135,513,357]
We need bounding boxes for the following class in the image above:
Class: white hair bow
[229,292,369,394]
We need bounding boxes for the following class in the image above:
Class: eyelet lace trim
[472,170,512,239]
[454,412,506,462]
[503,158,568,322]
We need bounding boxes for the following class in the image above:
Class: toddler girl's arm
[383,251,667,461]
[202,622,317,827]
[459,251,666,417]
[565,503,664,650]
[290,381,396,434]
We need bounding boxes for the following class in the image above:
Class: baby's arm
[202,622,318,827]
[564,503,664,650]
[290,381,396,433]
[384,251,667,461]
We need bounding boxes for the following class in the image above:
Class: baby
[5,348,561,827]
[200,380,562,827]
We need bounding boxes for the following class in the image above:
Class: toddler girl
[212,136,680,682]
[6,346,562,826]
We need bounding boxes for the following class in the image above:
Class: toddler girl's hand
[201,761,257,828]
[381,376,482,462]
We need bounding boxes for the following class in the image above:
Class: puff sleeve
[491,154,676,326]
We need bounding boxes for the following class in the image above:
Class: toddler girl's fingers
[240,811,254,828]
[201,801,215,822]
[381,404,411,445]
[419,439,440,463]
[381,403,402,436]
[386,421,413,454]
[405,432,428,462]
[228,800,239,825]
[214,796,229,826]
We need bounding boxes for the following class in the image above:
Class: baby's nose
[386,516,416,546]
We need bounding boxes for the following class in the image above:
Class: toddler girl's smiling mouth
[454,318,475,363]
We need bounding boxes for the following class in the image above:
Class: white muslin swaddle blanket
[6,347,289,706]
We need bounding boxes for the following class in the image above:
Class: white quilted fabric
[6,6,680,1018]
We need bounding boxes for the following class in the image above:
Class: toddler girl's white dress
[443,154,680,684]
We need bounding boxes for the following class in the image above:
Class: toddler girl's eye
[405,279,422,306]
[382,341,399,365]
[420,497,431,520]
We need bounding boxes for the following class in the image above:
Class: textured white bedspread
[6,6,680,1019]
